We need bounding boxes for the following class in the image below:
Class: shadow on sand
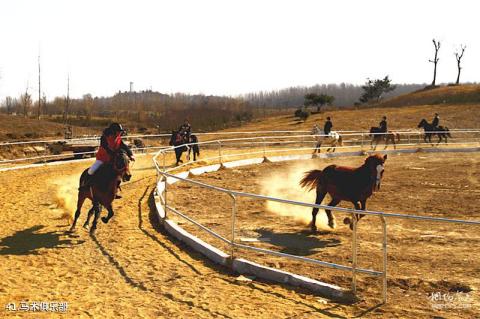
[254,228,341,256]
[0,225,83,255]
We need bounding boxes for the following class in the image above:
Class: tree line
[0,90,253,132]
[243,82,425,108]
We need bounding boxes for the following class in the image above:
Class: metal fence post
[351,212,358,295]
[163,173,168,219]
[218,141,223,165]
[381,215,387,304]
[262,137,266,158]
[229,193,237,259]
[162,151,166,172]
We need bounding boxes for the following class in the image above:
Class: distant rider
[324,116,333,136]
[379,116,387,133]
[81,123,135,196]
[178,119,192,142]
[432,113,440,129]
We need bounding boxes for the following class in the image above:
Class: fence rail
[152,133,480,303]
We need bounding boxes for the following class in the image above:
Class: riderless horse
[300,154,387,232]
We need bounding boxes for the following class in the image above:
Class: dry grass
[0,114,95,141]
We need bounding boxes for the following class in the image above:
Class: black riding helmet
[109,123,125,133]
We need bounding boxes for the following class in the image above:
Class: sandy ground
[0,154,362,319]
[168,151,480,318]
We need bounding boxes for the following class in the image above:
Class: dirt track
[0,154,363,319]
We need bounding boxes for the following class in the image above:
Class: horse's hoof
[83,223,89,229]
[101,217,109,224]
[90,227,96,235]
[328,221,335,229]
[343,217,351,225]
[68,227,75,233]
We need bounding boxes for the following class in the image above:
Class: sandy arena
[0,150,479,318]
[167,151,480,318]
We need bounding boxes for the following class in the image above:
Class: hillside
[1,84,480,143]
[217,84,480,133]
[377,84,480,108]
[0,114,96,141]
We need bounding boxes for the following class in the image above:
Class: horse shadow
[254,228,340,256]
[0,225,83,255]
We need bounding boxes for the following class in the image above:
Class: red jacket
[96,133,122,162]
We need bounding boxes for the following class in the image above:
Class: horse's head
[418,119,427,128]
[113,151,131,182]
[365,154,387,191]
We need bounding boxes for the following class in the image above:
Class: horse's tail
[445,127,452,138]
[300,169,323,191]
[338,135,343,146]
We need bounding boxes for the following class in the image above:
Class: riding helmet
[109,123,125,132]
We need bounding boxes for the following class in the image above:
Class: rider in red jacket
[81,123,135,195]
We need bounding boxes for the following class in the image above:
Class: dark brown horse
[369,127,400,150]
[300,154,387,231]
[70,151,132,234]
[169,130,190,165]
[418,119,451,145]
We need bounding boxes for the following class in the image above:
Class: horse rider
[379,116,388,133]
[80,123,135,197]
[178,119,192,142]
[432,113,440,130]
[324,116,333,137]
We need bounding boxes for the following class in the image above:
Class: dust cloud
[49,175,79,221]
[259,161,330,229]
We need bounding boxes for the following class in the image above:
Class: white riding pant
[88,160,104,175]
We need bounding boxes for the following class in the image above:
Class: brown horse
[69,151,132,234]
[370,127,400,150]
[300,154,387,231]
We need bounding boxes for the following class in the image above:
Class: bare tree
[429,39,441,86]
[21,87,32,118]
[37,53,41,119]
[63,75,70,124]
[454,45,466,85]
[83,93,94,121]
[5,96,13,114]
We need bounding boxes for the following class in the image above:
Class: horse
[369,127,400,150]
[169,130,190,165]
[311,126,343,153]
[300,154,387,232]
[69,151,132,234]
[417,119,451,145]
[187,134,200,161]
